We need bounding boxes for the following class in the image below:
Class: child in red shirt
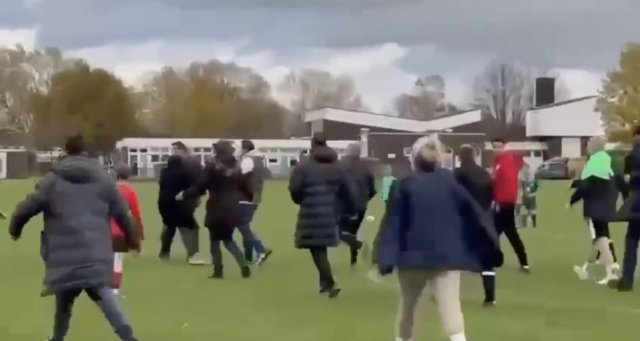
[111,166,144,297]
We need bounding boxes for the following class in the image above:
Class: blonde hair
[410,134,443,169]
[418,142,441,163]
[587,136,605,155]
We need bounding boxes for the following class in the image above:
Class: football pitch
[1,179,640,341]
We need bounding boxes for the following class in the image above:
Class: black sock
[610,242,618,263]
[482,274,496,302]
[531,214,537,227]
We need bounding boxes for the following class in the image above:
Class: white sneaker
[612,263,621,272]
[597,274,618,285]
[573,265,589,280]
[188,254,206,265]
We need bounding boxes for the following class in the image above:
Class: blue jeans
[622,223,640,284]
[51,286,138,341]
[237,203,266,261]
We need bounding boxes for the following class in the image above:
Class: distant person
[9,134,141,341]
[491,138,530,273]
[611,126,640,291]
[110,165,144,299]
[289,133,356,298]
[518,162,538,228]
[237,139,273,265]
[376,136,502,341]
[454,145,502,306]
[157,155,200,262]
[338,142,377,265]
[160,141,205,265]
[178,141,251,279]
[570,136,627,285]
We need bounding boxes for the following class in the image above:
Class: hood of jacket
[53,155,105,184]
[311,145,338,164]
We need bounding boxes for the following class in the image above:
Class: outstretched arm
[9,173,55,240]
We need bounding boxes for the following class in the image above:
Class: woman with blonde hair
[570,136,627,284]
[376,135,502,341]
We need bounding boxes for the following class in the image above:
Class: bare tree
[395,75,459,120]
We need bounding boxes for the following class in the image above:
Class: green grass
[1,179,640,341]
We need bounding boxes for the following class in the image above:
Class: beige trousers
[396,269,464,340]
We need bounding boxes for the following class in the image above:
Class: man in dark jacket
[159,141,205,265]
[237,139,272,265]
[289,134,356,298]
[9,135,141,341]
[339,142,376,265]
[455,145,500,306]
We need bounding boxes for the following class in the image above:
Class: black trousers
[494,203,529,267]
[309,247,335,290]
[160,224,199,257]
[339,210,365,249]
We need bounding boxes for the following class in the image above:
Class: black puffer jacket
[289,146,356,249]
[340,155,376,212]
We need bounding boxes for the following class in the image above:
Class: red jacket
[492,151,523,205]
[111,181,144,252]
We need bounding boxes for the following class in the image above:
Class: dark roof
[533,96,597,110]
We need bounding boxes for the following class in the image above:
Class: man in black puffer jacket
[289,134,356,298]
[338,142,376,265]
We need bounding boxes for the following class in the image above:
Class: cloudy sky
[0,0,638,112]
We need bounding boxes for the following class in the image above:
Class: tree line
[0,43,637,152]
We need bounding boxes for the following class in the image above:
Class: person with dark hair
[454,145,501,306]
[237,139,273,265]
[177,141,251,279]
[110,165,144,298]
[338,142,376,265]
[376,136,501,341]
[288,134,356,297]
[491,138,530,273]
[161,141,205,265]
[9,134,142,341]
[610,126,640,291]
[158,155,200,262]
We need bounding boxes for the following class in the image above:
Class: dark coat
[9,155,139,295]
[340,155,377,212]
[158,155,197,228]
[454,162,494,212]
[376,167,502,273]
[289,145,356,249]
[570,175,627,222]
[372,179,399,265]
[617,142,640,222]
[183,144,250,240]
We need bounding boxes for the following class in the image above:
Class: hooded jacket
[239,149,266,205]
[339,143,377,212]
[376,137,502,273]
[289,145,357,249]
[9,155,139,295]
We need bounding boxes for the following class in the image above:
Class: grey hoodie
[10,155,138,294]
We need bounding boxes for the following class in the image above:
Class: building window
[151,154,160,162]
[161,147,170,153]
[161,154,169,162]
[130,148,138,153]
[403,147,412,156]
[194,147,203,153]
[139,148,148,153]
[388,153,396,159]
[268,148,279,154]
[268,158,279,165]
[301,149,309,155]
[203,147,212,154]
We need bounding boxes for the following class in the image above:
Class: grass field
[1,179,640,341]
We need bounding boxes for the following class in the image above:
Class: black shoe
[483,300,497,307]
[256,249,273,266]
[209,265,224,279]
[327,288,341,298]
[609,278,634,292]
[350,242,363,265]
[520,266,531,274]
[241,266,251,278]
[159,253,170,262]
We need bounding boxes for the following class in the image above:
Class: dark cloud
[4,0,639,70]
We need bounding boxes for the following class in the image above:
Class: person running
[9,135,142,341]
[570,136,627,285]
[454,145,502,307]
[237,139,273,265]
[289,133,356,298]
[376,136,502,341]
[160,141,205,265]
[491,138,530,273]
[178,140,251,279]
[338,142,377,265]
[518,163,539,228]
[110,165,144,299]
[158,155,201,262]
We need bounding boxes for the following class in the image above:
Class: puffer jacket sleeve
[9,172,56,239]
[288,165,305,205]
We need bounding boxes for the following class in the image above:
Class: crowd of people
[7,127,640,341]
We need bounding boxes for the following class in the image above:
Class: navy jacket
[376,167,502,273]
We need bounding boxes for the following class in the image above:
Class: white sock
[449,332,467,341]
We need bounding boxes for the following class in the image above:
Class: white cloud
[0,28,37,50]
[554,68,603,98]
